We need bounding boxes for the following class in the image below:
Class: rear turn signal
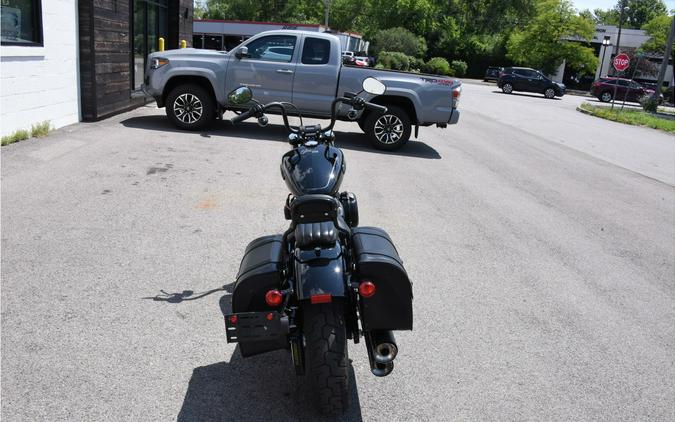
[265,290,283,307]
[359,281,376,298]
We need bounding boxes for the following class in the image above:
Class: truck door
[292,36,340,116]
[225,34,297,105]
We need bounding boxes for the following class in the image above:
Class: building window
[1,0,43,46]
[133,0,168,91]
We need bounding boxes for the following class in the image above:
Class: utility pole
[651,14,675,107]
[611,0,627,110]
[323,0,331,29]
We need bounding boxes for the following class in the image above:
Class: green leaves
[506,0,597,75]
[641,15,674,54]
[370,27,427,57]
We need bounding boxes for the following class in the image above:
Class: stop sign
[613,53,630,72]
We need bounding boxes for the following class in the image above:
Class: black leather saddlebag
[231,235,286,357]
[352,227,413,331]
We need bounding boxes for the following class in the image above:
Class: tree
[370,27,427,57]
[507,0,598,75]
[618,0,667,29]
[641,14,674,54]
[589,0,667,29]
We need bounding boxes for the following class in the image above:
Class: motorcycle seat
[289,194,351,237]
[295,221,337,249]
[290,194,340,223]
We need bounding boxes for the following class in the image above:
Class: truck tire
[364,105,411,151]
[165,84,215,130]
[357,119,366,133]
[303,301,349,415]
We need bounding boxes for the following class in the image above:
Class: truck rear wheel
[303,301,349,415]
[364,105,411,151]
[165,84,215,130]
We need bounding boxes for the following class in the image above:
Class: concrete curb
[576,106,593,115]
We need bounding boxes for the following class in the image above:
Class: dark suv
[484,66,503,82]
[590,78,659,103]
[497,67,566,99]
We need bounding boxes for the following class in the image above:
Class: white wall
[1,0,80,137]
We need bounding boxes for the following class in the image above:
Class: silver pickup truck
[143,30,460,150]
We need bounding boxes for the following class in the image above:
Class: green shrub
[374,63,385,69]
[450,60,468,77]
[378,51,410,71]
[408,56,425,73]
[425,57,452,76]
[370,27,427,58]
[1,129,30,146]
[31,120,51,138]
[639,95,659,113]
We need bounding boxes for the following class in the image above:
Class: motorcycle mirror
[362,77,385,95]
[228,86,253,105]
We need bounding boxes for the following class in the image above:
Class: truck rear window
[302,38,330,65]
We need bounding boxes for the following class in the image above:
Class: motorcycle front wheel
[303,301,349,414]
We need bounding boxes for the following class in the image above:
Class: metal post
[621,54,642,111]
[651,15,675,106]
[323,0,331,28]
[180,39,187,48]
[611,0,627,110]
[159,37,165,52]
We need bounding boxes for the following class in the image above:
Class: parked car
[143,30,461,150]
[591,78,661,103]
[354,56,370,67]
[483,66,503,82]
[497,67,565,99]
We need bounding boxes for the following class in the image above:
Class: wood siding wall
[78,0,193,121]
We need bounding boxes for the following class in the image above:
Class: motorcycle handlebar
[230,95,387,136]
[365,102,388,113]
[230,107,257,124]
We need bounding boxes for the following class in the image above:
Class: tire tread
[303,302,349,415]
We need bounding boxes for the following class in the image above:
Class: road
[2,82,674,421]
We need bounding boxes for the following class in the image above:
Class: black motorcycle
[223,78,413,415]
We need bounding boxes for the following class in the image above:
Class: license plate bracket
[225,311,287,343]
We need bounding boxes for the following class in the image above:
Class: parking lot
[2,82,674,421]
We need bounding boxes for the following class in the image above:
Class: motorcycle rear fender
[294,242,347,301]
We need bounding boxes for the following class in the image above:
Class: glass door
[132,0,168,91]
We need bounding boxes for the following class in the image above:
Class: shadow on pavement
[491,90,561,100]
[120,115,441,160]
[176,293,363,422]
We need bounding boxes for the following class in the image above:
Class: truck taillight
[452,86,461,108]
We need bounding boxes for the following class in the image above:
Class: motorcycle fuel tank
[281,145,345,196]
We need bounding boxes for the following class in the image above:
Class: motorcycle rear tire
[303,302,349,415]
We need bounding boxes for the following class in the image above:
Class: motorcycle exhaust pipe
[365,330,397,377]
[372,330,398,364]
[371,361,394,377]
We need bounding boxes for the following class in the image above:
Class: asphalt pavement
[2,82,674,421]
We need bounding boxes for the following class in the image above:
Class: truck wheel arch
[366,95,417,125]
[161,75,217,109]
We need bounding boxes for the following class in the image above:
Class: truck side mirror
[235,46,249,59]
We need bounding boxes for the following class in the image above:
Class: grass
[1,120,51,146]
[1,129,30,146]
[579,103,675,133]
[31,120,51,138]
